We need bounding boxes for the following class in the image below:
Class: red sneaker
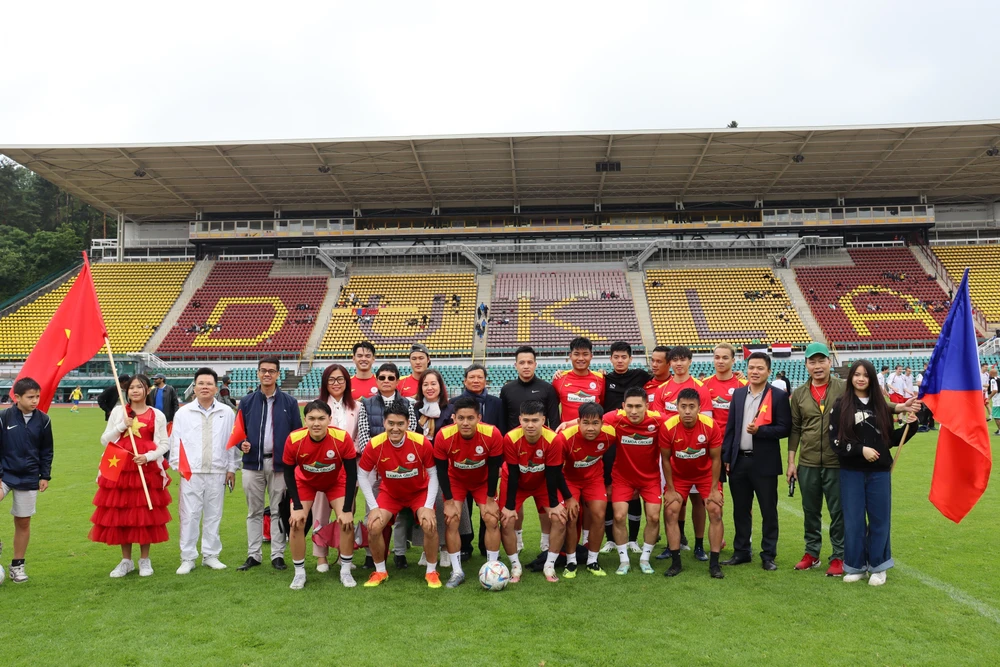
[363,571,389,587]
[826,558,844,577]
[793,553,821,570]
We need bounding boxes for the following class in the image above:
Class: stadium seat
[487,271,643,356]
[644,267,809,351]
[931,245,1000,322]
[0,261,194,358]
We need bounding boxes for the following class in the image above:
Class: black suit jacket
[721,383,791,477]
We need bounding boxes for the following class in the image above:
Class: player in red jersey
[644,345,672,403]
[357,403,441,588]
[559,402,616,577]
[604,387,666,575]
[701,344,747,435]
[660,388,725,579]
[397,343,430,399]
[283,401,358,590]
[499,401,575,583]
[350,341,379,401]
[554,337,605,427]
[433,396,504,588]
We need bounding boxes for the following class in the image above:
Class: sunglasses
[377,375,397,381]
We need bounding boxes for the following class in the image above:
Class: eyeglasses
[327,377,346,385]
[259,369,278,375]
[377,375,397,381]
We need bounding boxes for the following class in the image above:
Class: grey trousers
[411,489,472,549]
[242,460,286,561]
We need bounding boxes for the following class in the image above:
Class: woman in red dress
[90,374,172,578]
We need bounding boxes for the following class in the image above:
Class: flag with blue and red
[918,269,992,523]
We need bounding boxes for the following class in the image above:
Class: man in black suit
[721,352,791,570]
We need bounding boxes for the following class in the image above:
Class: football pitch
[0,408,996,666]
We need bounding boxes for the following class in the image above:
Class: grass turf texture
[0,407,996,666]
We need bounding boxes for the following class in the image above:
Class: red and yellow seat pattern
[932,245,1000,321]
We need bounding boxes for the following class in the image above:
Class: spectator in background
[148,374,180,431]
[97,375,131,421]
[771,371,788,394]
[217,376,237,409]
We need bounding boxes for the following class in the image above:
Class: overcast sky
[2,0,998,145]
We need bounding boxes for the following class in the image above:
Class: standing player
[644,345,672,403]
[660,388,725,579]
[283,401,358,590]
[605,387,666,575]
[499,401,574,583]
[398,343,430,399]
[433,396,504,588]
[559,403,616,577]
[350,342,379,401]
[554,337,605,428]
[357,403,441,588]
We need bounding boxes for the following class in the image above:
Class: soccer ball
[478,561,510,591]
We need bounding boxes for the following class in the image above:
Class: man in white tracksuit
[170,367,238,574]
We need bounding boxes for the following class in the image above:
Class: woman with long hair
[414,369,449,440]
[829,359,916,586]
[312,363,361,573]
[90,374,172,578]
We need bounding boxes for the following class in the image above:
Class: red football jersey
[701,375,747,432]
[351,374,379,401]
[501,427,562,491]
[359,431,434,499]
[554,370,605,422]
[603,409,665,484]
[653,376,713,418]
[644,377,668,405]
[282,426,356,486]
[433,422,503,488]
[559,423,617,484]
[660,414,722,480]
[397,375,420,399]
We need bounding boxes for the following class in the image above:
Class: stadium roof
[2,120,1000,221]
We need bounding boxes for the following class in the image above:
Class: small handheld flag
[177,439,193,481]
[99,444,130,483]
[752,390,773,426]
[226,410,248,450]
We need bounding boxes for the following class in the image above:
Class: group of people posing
[0,337,920,591]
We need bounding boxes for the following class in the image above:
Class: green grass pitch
[0,407,996,666]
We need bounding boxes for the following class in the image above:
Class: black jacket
[602,369,652,413]
[0,407,54,490]
[442,389,504,431]
[97,385,121,421]
[498,377,560,434]
[829,394,916,472]
[722,384,791,477]
[148,384,180,422]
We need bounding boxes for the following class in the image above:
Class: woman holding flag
[90,374,172,578]
[829,359,916,587]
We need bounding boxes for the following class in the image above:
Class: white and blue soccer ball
[478,561,509,591]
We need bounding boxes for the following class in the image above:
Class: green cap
[804,342,831,359]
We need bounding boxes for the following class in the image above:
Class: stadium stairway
[280,371,304,394]
[143,260,215,353]
[776,267,826,343]
[626,270,658,357]
[301,275,345,372]
[472,273,494,362]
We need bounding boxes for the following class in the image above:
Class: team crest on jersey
[589,381,597,390]
[326,450,335,458]
[621,435,654,446]
[597,442,605,450]
[728,388,736,395]
[675,447,706,460]
[535,449,543,457]
[697,434,706,443]
[475,445,484,455]
[647,424,656,432]
[406,453,416,462]
[454,458,486,470]
[385,466,419,479]
[370,387,378,394]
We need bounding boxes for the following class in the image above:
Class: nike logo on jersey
[531,390,540,393]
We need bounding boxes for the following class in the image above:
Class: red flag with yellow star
[177,439,193,481]
[99,443,130,482]
[11,253,108,412]
[752,389,773,426]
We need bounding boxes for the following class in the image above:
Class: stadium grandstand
[2,120,1000,400]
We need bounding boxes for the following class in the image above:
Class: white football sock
[640,543,654,562]
[487,550,499,562]
[449,551,463,574]
[582,530,589,545]
[540,533,550,551]
[545,551,558,567]
[426,560,437,574]
[617,544,629,564]
[508,553,521,568]
[566,552,578,565]
[587,550,599,565]
[375,561,387,574]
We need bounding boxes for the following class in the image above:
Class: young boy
[0,377,54,584]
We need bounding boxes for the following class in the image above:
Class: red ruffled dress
[89,408,173,545]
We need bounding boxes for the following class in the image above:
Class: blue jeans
[839,468,893,574]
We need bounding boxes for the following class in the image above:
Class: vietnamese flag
[226,410,248,450]
[919,269,992,523]
[176,439,193,481]
[99,443,130,482]
[753,390,774,426]
[11,253,108,412]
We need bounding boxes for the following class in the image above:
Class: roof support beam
[409,141,436,206]
[762,131,815,195]
[13,151,122,215]
[844,127,916,194]
[509,137,519,203]
[680,133,714,198]
[310,144,355,206]
[214,146,272,205]
[117,148,195,209]
[926,131,1000,193]
[596,135,615,200]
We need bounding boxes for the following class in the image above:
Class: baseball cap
[410,343,430,357]
[804,342,831,359]
[153,373,166,380]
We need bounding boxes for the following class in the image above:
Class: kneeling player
[559,403,616,577]
[433,396,504,588]
[605,387,665,575]
[660,388,725,579]
[499,401,575,583]
[284,401,358,589]
[358,403,441,588]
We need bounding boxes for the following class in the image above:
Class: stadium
[0,120,998,665]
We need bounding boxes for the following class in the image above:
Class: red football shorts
[611,472,661,505]
[296,479,346,505]
[376,491,429,517]
[566,475,608,503]
[889,393,905,404]
[674,477,721,502]
[449,475,490,506]
[497,479,558,513]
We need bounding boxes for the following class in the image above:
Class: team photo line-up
[1,337,932,592]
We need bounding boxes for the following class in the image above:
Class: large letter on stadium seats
[516,296,606,342]
[839,286,942,337]
[192,297,289,347]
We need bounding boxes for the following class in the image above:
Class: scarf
[418,401,441,438]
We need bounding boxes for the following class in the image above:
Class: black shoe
[460,549,472,563]
[655,547,672,560]
[362,555,375,570]
[761,559,778,571]
[693,546,709,562]
[271,557,287,571]
[721,554,752,566]
[709,564,725,579]
[664,562,683,577]
[394,554,408,569]
[528,552,547,572]
[575,544,588,561]
[236,557,261,571]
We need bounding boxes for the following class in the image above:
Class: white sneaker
[869,571,887,586]
[202,557,227,570]
[290,569,307,590]
[9,564,27,583]
[627,541,642,554]
[176,560,196,575]
[138,559,154,577]
[110,559,135,578]
[509,562,523,583]
[340,571,357,588]
[0,563,5,585]
[599,541,617,554]
[843,572,866,583]
[439,552,450,568]
[316,562,330,573]
[417,552,428,566]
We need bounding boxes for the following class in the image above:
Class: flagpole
[104,336,153,510]
[889,421,913,473]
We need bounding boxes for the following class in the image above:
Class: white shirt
[876,373,885,392]
[328,397,347,431]
[772,378,787,393]
[888,373,908,396]
[170,399,238,474]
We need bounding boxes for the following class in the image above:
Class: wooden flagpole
[104,336,153,510]
[889,420,913,473]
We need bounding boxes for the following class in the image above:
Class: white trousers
[242,460,287,561]
[179,472,226,562]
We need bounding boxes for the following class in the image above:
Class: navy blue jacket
[441,389,503,429]
[0,407,54,490]
[721,383,791,477]
[237,389,302,472]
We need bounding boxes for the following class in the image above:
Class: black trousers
[728,457,779,562]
